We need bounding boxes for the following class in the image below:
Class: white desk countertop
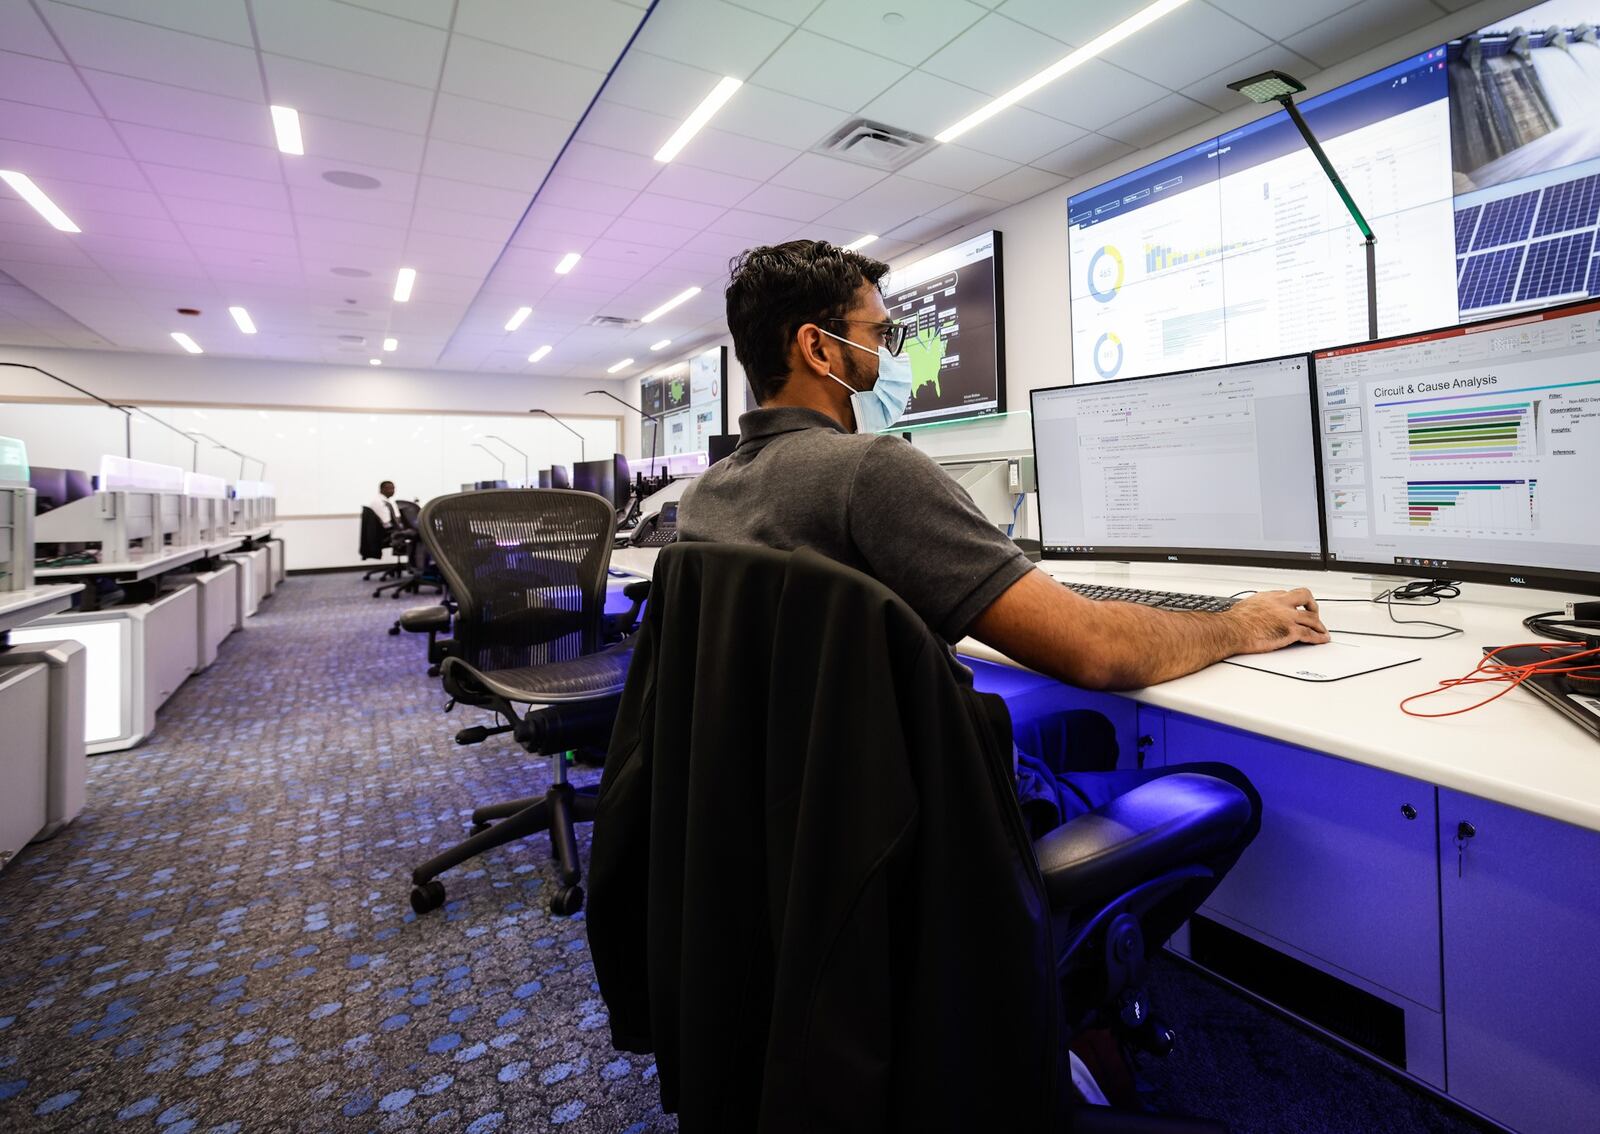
[0,583,85,633]
[35,545,205,582]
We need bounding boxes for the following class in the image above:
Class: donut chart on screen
[1093,332,1124,379]
[1086,245,1123,303]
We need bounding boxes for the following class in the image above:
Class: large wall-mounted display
[881,230,1005,426]
[640,345,727,460]
[1067,1,1600,384]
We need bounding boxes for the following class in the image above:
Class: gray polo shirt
[677,406,1033,650]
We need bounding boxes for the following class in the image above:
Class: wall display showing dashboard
[1314,296,1600,594]
[640,345,727,461]
[1030,354,1324,569]
[881,230,1005,426]
[1067,2,1600,385]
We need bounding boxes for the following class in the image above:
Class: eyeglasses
[826,318,908,357]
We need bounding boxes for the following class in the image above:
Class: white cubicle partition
[0,665,49,870]
[224,548,268,613]
[178,561,238,669]
[0,639,87,840]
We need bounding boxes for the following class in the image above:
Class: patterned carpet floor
[0,573,1496,1133]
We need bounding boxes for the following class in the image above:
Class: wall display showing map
[880,230,1005,426]
[639,345,727,457]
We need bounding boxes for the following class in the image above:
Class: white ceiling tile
[816,174,963,232]
[300,115,429,174]
[505,226,587,255]
[421,139,551,194]
[254,0,448,87]
[0,100,128,157]
[43,5,262,99]
[804,0,989,67]
[553,143,663,190]
[623,192,727,229]
[707,209,799,241]
[581,238,673,266]
[1099,93,1219,149]
[723,0,824,24]
[262,55,436,136]
[860,70,986,138]
[429,95,575,161]
[340,0,456,26]
[646,163,766,207]
[882,213,961,245]
[1285,0,1443,71]
[79,70,270,147]
[631,0,795,78]
[3,2,66,60]
[767,152,887,198]
[710,83,846,150]
[160,197,297,236]
[996,0,1148,44]
[750,31,908,112]
[284,158,418,205]
[55,0,253,45]
[0,52,96,114]
[399,231,506,276]
[0,141,146,193]
[441,36,606,119]
[120,124,283,182]
[674,128,799,181]
[1208,0,1368,43]
[1016,57,1167,131]
[27,180,170,220]
[1182,45,1320,112]
[600,51,725,124]
[731,183,837,222]
[600,216,703,249]
[524,202,617,238]
[288,186,415,228]
[455,0,646,71]
[537,176,643,216]
[292,212,406,250]
[409,206,520,243]
[1101,5,1272,92]
[1031,132,1137,179]
[0,239,95,268]
[176,222,297,254]
[920,12,1069,96]
[578,100,685,159]
[898,144,1017,193]
[958,105,1087,163]
[975,163,1064,203]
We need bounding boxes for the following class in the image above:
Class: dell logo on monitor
[1509,576,1527,585]
[1167,555,1178,561]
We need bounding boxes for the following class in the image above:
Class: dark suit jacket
[358,506,387,560]
[587,543,1065,1133]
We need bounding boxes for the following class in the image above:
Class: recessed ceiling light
[323,170,381,190]
[935,0,1195,144]
[171,332,203,354]
[607,357,635,374]
[228,306,257,334]
[654,76,742,163]
[0,170,80,233]
[555,252,581,275]
[641,286,701,324]
[269,105,303,155]
[505,305,532,331]
[843,234,878,252]
[650,338,672,351]
[369,358,382,366]
[383,337,397,351]
[393,267,416,302]
[528,345,552,363]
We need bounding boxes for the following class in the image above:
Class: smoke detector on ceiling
[815,118,934,170]
[588,314,641,329]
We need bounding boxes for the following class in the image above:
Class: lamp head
[1227,70,1306,104]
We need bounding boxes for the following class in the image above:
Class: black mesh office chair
[374,500,444,599]
[408,488,643,917]
[589,544,1246,1130]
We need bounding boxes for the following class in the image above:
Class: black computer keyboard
[1063,581,1237,613]
[633,529,678,548]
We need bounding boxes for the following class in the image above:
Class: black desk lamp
[585,389,663,479]
[528,408,586,463]
[1227,70,1379,340]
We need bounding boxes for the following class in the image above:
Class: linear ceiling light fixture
[0,170,80,232]
[171,332,203,354]
[555,252,582,274]
[935,0,1195,143]
[528,345,552,363]
[270,105,304,155]
[650,338,672,351]
[228,306,257,334]
[640,286,701,324]
[383,337,397,351]
[369,358,382,365]
[607,357,635,374]
[505,305,532,331]
[654,76,743,162]
[393,267,416,302]
[843,234,878,251]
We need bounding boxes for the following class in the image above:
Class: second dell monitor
[1031,354,1323,568]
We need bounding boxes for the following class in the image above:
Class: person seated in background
[677,240,1330,893]
[367,480,400,529]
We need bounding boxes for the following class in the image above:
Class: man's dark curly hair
[725,240,891,404]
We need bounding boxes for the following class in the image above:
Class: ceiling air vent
[588,315,641,329]
[815,118,934,170]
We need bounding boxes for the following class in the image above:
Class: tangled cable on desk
[1399,642,1600,718]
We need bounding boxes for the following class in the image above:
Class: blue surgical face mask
[819,327,913,433]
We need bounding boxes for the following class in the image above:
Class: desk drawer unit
[0,665,50,870]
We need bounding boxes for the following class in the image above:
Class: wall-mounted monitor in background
[882,230,1005,426]
[1314,297,1600,595]
[642,345,728,460]
[641,377,665,418]
[1031,354,1323,570]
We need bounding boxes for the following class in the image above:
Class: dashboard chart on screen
[1315,298,1600,591]
[881,230,1005,426]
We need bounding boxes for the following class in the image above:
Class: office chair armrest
[1032,774,1252,915]
[398,605,450,633]
[516,695,623,754]
[621,579,651,603]
[604,579,652,641]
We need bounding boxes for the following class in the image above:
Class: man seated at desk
[367,480,401,529]
[677,240,1330,897]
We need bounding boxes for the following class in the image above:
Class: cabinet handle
[1455,820,1476,878]
[1136,735,1154,748]
[1400,803,1417,820]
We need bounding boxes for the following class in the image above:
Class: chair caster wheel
[470,820,490,835]
[388,625,401,636]
[373,589,383,598]
[550,885,584,916]
[410,880,446,914]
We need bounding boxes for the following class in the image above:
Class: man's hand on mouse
[1227,588,1330,654]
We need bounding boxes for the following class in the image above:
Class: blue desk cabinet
[1439,789,1600,1134]
[1162,713,1446,1087]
